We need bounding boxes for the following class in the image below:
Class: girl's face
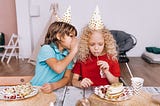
[88,31,105,57]
[58,32,76,51]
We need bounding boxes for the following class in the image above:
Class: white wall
[16,0,160,58]
[15,0,32,58]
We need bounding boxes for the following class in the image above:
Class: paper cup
[131,77,144,95]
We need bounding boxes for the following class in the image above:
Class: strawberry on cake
[0,83,34,100]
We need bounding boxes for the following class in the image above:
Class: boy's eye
[69,34,74,37]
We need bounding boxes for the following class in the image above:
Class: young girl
[30,21,78,93]
[72,6,120,88]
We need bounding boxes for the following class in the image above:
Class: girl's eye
[98,43,104,46]
[89,43,95,46]
[89,42,104,46]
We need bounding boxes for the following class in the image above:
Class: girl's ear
[56,33,61,40]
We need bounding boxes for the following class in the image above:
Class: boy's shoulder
[40,45,53,52]
[41,45,52,49]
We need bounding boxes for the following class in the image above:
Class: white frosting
[1,83,33,99]
[107,83,124,94]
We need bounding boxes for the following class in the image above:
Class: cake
[1,83,34,100]
[95,85,109,98]
[94,83,133,105]
[106,83,124,99]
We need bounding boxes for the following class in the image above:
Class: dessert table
[62,86,160,106]
[0,86,160,106]
[89,91,157,106]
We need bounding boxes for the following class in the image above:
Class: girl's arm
[72,73,82,88]
[97,60,119,84]
[41,70,71,93]
[104,70,119,84]
[72,73,93,88]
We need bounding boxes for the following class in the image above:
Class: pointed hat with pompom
[88,6,104,30]
[56,6,71,24]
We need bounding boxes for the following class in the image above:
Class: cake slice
[106,83,124,99]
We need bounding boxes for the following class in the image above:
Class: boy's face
[58,32,76,50]
[88,31,105,57]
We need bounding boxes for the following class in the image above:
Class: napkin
[151,94,160,104]
[49,102,54,106]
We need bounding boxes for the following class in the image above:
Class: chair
[0,32,5,52]
[0,33,19,64]
[110,30,137,63]
[110,30,137,85]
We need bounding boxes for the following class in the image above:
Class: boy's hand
[40,83,53,93]
[70,38,79,54]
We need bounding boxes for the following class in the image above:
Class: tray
[94,85,133,101]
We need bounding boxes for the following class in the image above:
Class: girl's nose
[94,45,99,50]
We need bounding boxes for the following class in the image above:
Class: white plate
[94,85,133,101]
[0,87,39,100]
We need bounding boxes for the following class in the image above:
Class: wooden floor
[0,57,160,86]
[0,58,35,76]
[120,57,160,86]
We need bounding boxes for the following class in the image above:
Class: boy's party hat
[88,6,104,30]
[61,6,71,23]
[56,6,71,24]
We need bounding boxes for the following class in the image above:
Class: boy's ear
[56,33,61,40]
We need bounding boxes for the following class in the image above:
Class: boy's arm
[40,70,72,93]
[46,38,78,74]
[51,70,72,90]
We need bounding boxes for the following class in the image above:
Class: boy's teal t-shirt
[30,43,73,86]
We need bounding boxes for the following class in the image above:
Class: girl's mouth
[94,52,100,56]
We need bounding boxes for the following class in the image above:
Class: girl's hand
[40,83,53,93]
[80,78,93,88]
[97,60,109,73]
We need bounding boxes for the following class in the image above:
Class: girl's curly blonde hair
[77,26,118,62]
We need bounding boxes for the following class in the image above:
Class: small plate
[0,87,39,100]
[94,85,133,101]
